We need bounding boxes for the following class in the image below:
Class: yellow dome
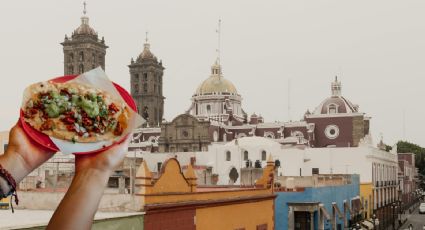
[195,61,238,95]
[196,75,237,95]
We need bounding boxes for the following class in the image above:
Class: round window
[325,125,339,139]
[182,130,189,137]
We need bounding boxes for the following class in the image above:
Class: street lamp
[391,202,396,230]
[397,199,402,227]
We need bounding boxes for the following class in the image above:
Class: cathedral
[132,58,371,152]
[61,5,371,152]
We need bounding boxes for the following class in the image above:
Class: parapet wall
[16,191,140,212]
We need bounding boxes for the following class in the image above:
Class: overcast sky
[0,1,424,147]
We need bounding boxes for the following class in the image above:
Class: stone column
[310,211,314,230]
[118,176,125,194]
[319,209,325,230]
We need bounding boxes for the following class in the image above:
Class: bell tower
[61,2,108,75]
[129,34,165,127]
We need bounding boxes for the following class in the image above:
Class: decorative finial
[335,75,338,81]
[145,31,149,44]
[215,19,222,65]
[83,1,87,15]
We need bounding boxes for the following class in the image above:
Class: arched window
[243,150,248,160]
[261,150,267,161]
[79,52,84,62]
[135,84,139,93]
[143,83,148,93]
[226,151,231,161]
[229,167,239,184]
[69,53,74,62]
[292,131,304,138]
[264,132,275,139]
[206,105,211,114]
[328,103,337,114]
[92,53,96,63]
[79,64,84,74]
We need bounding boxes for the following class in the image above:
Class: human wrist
[0,176,10,197]
[75,167,111,184]
[0,150,29,185]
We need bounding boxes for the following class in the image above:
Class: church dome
[136,43,157,62]
[312,77,359,115]
[73,16,97,36]
[195,61,237,95]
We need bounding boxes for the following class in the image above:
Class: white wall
[137,137,398,186]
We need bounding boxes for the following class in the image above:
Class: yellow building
[136,156,277,230]
[360,183,373,219]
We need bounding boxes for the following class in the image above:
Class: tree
[397,141,425,176]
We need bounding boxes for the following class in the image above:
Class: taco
[23,81,129,143]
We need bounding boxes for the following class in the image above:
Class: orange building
[135,156,277,230]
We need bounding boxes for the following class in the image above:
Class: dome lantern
[310,77,358,115]
[331,76,342,97]
[72,1,97,37]
[195,60,238,95]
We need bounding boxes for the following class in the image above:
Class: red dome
[312,77,359,115]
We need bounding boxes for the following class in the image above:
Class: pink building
[398,153,417,208]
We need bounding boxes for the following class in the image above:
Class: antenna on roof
[83,1,87,15]
[216,19,222,65]
[288,78,292,121]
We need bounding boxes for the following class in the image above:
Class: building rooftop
[196,186,258,192]
[0,210,142,229]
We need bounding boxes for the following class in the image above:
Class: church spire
[331,76,342,97]
[81,1,89,25]
[143,31,151,51]
[83,1,87,15]
[216,19,222,65]
[212,19,223,76]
